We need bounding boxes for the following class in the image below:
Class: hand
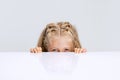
[30,47,42,53]
[74,48,87,54]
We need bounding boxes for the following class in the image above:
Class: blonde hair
[37,22,82,52]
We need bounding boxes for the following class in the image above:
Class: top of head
[45,22,75,39]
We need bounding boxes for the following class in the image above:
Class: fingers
[30,47,42,53]
[74,48,87,54]
[35,47,42,53]
[82,48,87,53]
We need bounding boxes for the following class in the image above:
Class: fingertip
[40,47,42,50]
[74,48,77,54]
[83,48,87,53]
[78,49,81,54]
[37,47,42,53]
[30,48,34,53]
[33,48,37,53]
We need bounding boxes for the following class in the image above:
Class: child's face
[47,36,74,52]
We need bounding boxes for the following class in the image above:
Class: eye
[52,49,58,52]
[64,48,70,52]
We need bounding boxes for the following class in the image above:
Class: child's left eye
[64,49,70,52]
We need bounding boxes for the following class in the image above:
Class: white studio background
[0,0,120,52]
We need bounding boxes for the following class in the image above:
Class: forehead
[48,36,73,49]
[49,36,73,43]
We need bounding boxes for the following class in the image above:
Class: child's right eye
[52,49,58,52]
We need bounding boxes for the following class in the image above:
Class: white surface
[0,52,120,80]
[0,0,120,52]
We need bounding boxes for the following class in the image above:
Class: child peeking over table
[30,22,87,53]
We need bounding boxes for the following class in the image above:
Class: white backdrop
[0,0,120,52]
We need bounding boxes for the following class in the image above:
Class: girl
[30,22,86,53]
